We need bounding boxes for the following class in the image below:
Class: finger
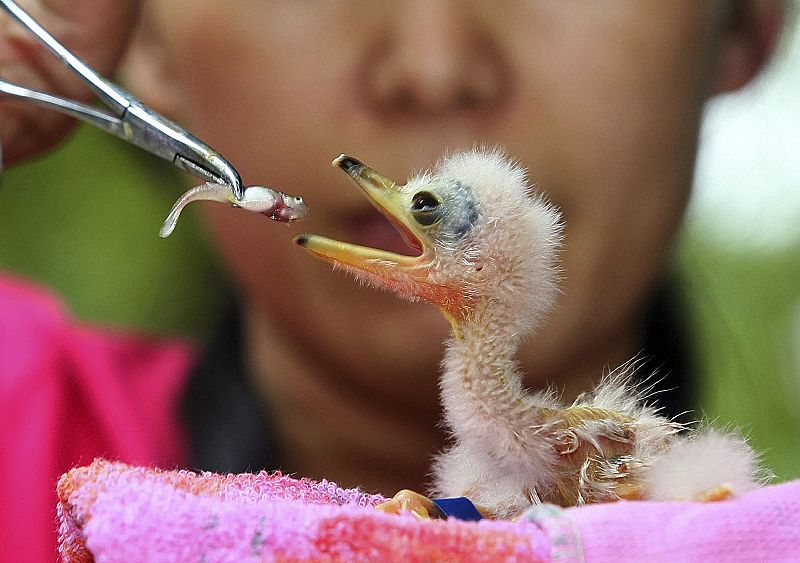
[0,0,139,162]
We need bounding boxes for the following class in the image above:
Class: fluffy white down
[646,429,765,500]
[432,442,549,519]
[427,149,565,517]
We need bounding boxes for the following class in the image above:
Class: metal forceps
[0,0,244,201]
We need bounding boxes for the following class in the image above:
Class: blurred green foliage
[677,231,800,481]
[0,125,228,340]
[1,127,797,480]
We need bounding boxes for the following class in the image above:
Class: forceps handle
[0,77,235,186]
[0,0,129,113]
[0,0,246,199]
[0,79,123,132]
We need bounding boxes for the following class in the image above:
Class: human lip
[341,207,420,256]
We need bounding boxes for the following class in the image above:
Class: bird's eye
[411,191,442,226]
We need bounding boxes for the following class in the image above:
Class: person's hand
[0,0,137,164]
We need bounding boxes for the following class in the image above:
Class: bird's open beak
[295,155,434,288]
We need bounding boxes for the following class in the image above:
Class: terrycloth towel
[522,481,800,562]
[58,459,800,562]
[57,459,550,562]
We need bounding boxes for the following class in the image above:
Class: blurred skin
[0,0,137,160]
[0,1,784,494]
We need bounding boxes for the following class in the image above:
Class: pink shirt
[0,274,194,562]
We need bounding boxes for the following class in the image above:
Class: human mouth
[342,208,420,256]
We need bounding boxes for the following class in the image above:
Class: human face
[140,1,729,396]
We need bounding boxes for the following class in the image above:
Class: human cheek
[499,3,713,206]
[149,3,371,213]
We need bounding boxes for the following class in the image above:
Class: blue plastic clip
[431,497,483,521]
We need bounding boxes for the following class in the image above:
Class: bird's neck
[440,301,554,460]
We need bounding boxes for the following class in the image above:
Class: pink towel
[57,459,550,562]
[527,480,800,562]
[57,459,800,562]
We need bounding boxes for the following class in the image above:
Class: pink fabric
[58,460,800,562]
[524,480,800,562]
[57,459,551,562]
[0,275,194,562]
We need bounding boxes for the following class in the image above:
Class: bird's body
[297,149,766,519]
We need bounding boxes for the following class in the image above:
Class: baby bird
[296,149,766,519]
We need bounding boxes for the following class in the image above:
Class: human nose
[360,1,509,120]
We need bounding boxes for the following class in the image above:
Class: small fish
[160,183,309,238]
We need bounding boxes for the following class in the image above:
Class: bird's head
[296,149,562,331]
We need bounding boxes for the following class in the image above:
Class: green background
[0,126,228,339]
